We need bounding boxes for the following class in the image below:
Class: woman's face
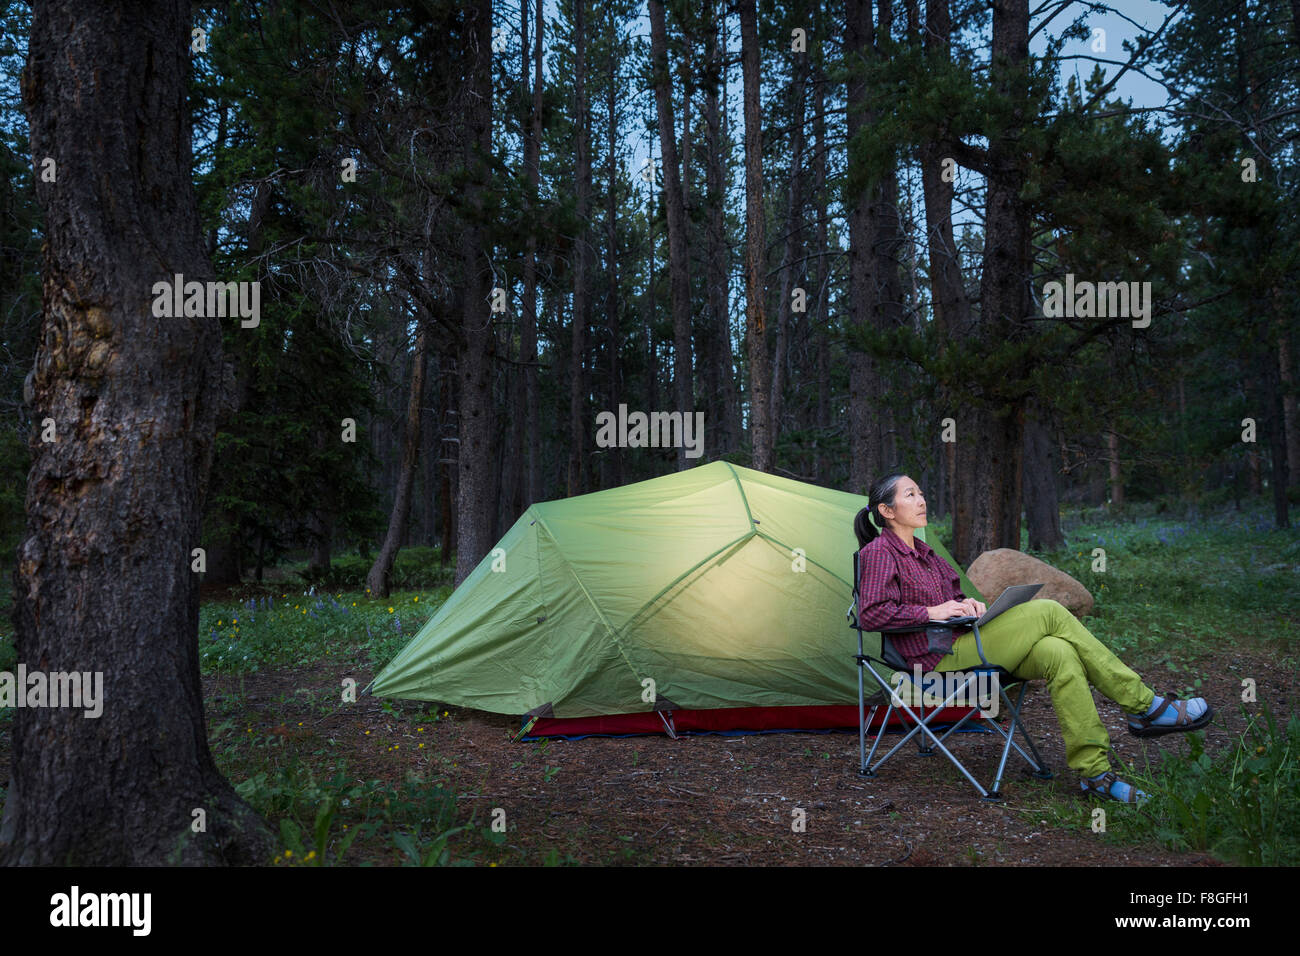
[880,477,927,531]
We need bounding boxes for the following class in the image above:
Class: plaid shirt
[857,526,969,671]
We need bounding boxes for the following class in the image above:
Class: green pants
[934,599,1155,778]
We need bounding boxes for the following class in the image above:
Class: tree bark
[522,0,543,505]
[454,0,496,588]
[951,0,1030,566]
[568,0,590,495]
[703,2,734,458]
[845,0,879,494]
[812,13,830,479]
[1023,398,1063,550]
[772,56,807,440]
[1274,289,1298,489]
[649,0,694,470]
[739,0,772,472]
[2,0,271,865]
[366,321,429,597]
[605,0,624,485]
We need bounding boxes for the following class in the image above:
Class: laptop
[942,583,1044,628]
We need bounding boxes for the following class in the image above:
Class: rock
[966,548,1095,617]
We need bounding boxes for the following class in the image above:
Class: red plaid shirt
[856,526,970,671]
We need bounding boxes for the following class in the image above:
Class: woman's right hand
[927,600,973,621]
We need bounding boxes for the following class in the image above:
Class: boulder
[966,548,1094,617]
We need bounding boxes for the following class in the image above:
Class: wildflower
[217,620,223,626]
[232,619,237,625]
[305,851,316,860]
[388,607,394,613]
[285,850,293,858]
[365,730,371,735]
[418,743,424,749]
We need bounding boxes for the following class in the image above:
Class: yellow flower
[365,730,371,735]
[418,743,424,749]
[414,596,419,602]
[388,607,394,613]
[417,727,424,733]
[352,602,357,607]
[217,620,223,626]
[285,850,293,858]
[232,619,237,625]
[306,851,316,860]
[367,588,371,593]
[443,710,449,717]
[394,743,400,749]
[297,722,303,726]
[302,609,307,614]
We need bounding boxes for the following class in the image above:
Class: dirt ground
[202,642,1293,866]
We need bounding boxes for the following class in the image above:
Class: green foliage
[296,546,454,592]
[233,757,486,866]
[198,588,444,674]
[1126,703,1300,866]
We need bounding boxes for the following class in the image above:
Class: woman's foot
[1081,770,1148,804]
[1127,694,1212,737]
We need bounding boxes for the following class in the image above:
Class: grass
[197,586,446,675]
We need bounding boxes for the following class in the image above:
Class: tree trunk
[2,0,271,865]
[437,349,456,570]
[367,322,429,597]
[605,0,624,485]
[739,0,772,472]
[454,0,496,588]
[845,0,878,494]
[951,0,1030,567]
[649,0,693,470]
[812,16,830,479]
[522,0,543,505]
[1106,427,1125,507]
[772,57,807,441]
[568,0,590,495]
[1024,398,1063,551]
[1275,290,1299,489]
[703,2,734,458]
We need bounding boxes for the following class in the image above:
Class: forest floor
[195,635,1293,867]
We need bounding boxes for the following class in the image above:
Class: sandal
[1127,694,1213,738]
[1081,770,1148,804]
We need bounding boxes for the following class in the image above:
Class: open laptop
[942,583,1043,628]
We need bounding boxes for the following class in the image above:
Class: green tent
[370,462,979,729]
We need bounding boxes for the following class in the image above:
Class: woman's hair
[854,472,908,548]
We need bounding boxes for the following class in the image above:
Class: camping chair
[848,551,1053,801]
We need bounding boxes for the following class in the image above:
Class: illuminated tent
[370,461,980,737]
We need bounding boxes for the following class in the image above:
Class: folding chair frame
[849,552,1053,801]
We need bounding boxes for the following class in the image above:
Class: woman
[854,472,1212,804]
